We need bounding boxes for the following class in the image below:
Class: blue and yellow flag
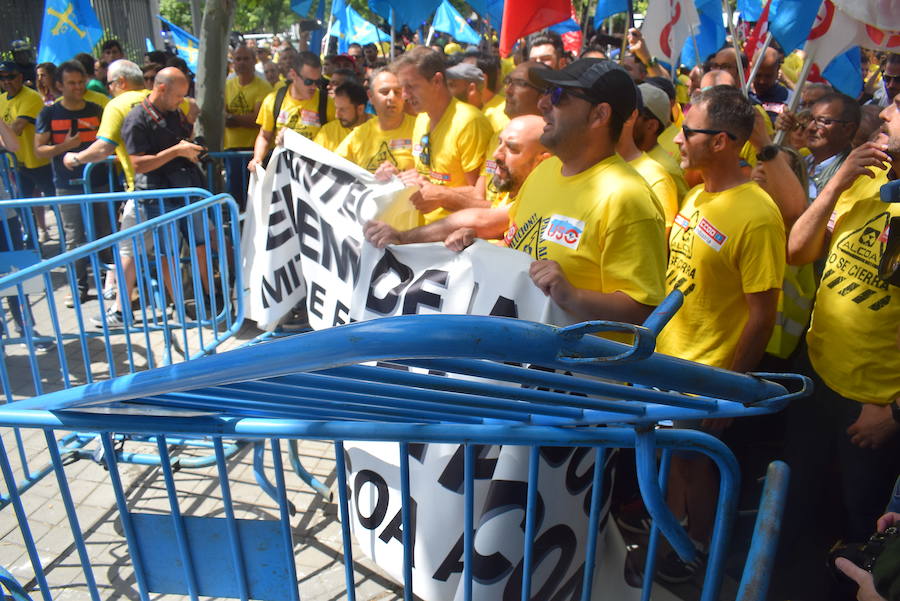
[37,0,104,65]
[432,0,480,45]
[158,15,198,73]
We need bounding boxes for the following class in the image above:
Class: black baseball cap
[528,58,637,120]
[0,61,21,74]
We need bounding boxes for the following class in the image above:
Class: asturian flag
[642,0,700,68]
[432,0,481,45]
[158,15,199,72]
[37,0,104,65]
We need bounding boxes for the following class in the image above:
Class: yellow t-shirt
[412,97,494,223]
[256,86,335,140]
[335,113,416,172]
[225,75,272,149]
[629,152,677,227]
[657,102,684,162]
[97,89,150,190]
[313,119,352,152]
[84,89,109,108]
[0,85,49,169]
[505,154,667,307]
[648,143,689,203]
[482,94,509,133]
[481,131,505,207]
[806,171,900,405]
[656,181,786,369]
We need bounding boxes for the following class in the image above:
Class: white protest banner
[242,129,412,330]
[241,132,670,600]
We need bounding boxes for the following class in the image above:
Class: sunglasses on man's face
[545,86,593,106]
[0,74,17,81]
[300,77,319,86]
[681,124,737,141]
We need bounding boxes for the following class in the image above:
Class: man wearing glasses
[505,58,666,325]
[653,85,785,582]
[249,51,335,172]
[804,92,860,198]
[391,47,494,224]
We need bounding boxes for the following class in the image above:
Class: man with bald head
[101,67,209,325]
[749,47,789,122]
[365,114,550,249]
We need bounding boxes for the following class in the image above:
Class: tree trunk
[195,0,234,152]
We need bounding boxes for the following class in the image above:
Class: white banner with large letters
[242,130,671,600]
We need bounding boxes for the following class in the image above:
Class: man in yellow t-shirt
[336,69,415,172]
[314,81,369,152]
[390,47,494,224]
[364,114,550,249]
[615,106,672,228]
[0,61,54,200]
[249,51,335,172]
[505,59,666,324]
[225,44,272,209]
[654,86,785,581]
[779,103,900,592]
[634,82,689,203]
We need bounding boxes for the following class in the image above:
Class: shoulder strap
[272,84,289,127]
[318,85,328,125]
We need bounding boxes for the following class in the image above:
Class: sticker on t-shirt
[300,109,320,126]
[542,214,585,250]
[429,171,450,183]
[827,210,839,233]
[484,159,497,174]
[674,212,691,230]
[390,138,411,149]
[696,217,727,251]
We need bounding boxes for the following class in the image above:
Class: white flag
[642,0,700,67]
[805,0,900,78]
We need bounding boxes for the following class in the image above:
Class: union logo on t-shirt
[696,217,727,251]
[541,214,585,250]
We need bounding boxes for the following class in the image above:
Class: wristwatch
[70,153,82,166]
[891,400,900,424]
[755,144,780,163]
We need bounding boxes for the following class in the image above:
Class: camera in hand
[828,525,900,595]
[193,136,210,163]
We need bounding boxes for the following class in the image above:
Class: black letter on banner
[407,443,427,463]
[489,295,519,318]
[261,265,294,308]
[540,446,574,468]
[502,524,577,601]
[265,184,294,250]
[366,249,413,314]
[309,282,326,319]
[438,445,498,494]
[320,219,360,284]
[333,300,350,326]
[565,447,593,495]
[433,535,464,581]
[378,497,417,567]
[401,269,448,314]
[354,469,389,530]
[297,201,320,261]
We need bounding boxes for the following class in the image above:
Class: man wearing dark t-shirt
[35,60,111,306]
[749,48,790,123]
[113,67,208,323]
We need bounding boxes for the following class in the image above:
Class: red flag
[499,0,571,57]
[744,0,772,65]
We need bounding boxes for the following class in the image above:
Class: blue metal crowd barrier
[0,188,245,509]
[0,305,810,601]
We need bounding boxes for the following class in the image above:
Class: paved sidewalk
[0,220,403,600]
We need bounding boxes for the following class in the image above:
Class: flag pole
[743,31,773,95]
[582,0,597,54]
[390,6,396,61]
[722,0,747,96]
[688,21,702,69]
[426,26,435,46]
[773,41,818,145]
[620,0,632,61]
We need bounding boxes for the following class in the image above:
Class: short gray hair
[107,59,143,88]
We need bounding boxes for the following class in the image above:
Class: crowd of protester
[1,24,900,601]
